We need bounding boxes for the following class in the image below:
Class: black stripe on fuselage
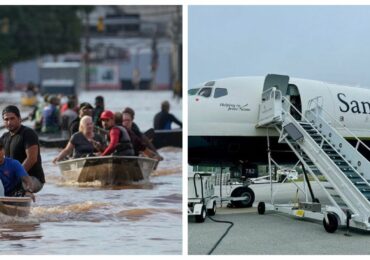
[188,136,370,166]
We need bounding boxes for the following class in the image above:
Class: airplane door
[263,74,290,94]
[262,74,303,120]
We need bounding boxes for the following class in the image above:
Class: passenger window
[214,88,228,98]
[188,88,200,96]
[198,87,212,98]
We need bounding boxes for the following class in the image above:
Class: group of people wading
[0,96,182,201]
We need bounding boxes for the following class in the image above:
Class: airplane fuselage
[188,75,370,167]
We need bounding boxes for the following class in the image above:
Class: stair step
[346,172,360,177]
[332,197,348,208]
[329,154,342,159]
[338,204,350,209]
[355,181,369,185]
[349,178,364,184]
[355,184,370,189]
[333,160,347,165]
[339,166,353,171]
[323,149,337,153]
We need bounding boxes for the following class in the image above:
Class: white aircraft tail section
[257,87,370,230]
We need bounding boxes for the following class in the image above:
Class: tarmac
[188,182,370,255]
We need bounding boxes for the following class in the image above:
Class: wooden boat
[0,197,32,217]
[150,129,182,149]
[57,156,158,185]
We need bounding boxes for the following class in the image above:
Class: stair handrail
[261,86,282,101]
[307,96,370,156]
[281,95,370,188]
[264,88,370,167]
[281,101,370,217]
[279,95,370,219]
[274,125,345,211]
[263,89,370,207]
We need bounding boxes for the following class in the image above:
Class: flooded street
[0,90,182,254]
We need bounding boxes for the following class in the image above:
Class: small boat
[38,132,69,148]
[57,156,158,185]
[153,128,182,148]
[0,197,32,217]
[20,96,38,107]
[145,128,182,149]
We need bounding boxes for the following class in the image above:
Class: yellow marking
[296,209,305,217]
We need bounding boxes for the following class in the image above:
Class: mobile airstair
[256,86,370,233]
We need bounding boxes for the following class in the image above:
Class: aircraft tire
[230,187,255,208]
[323,212,338,233]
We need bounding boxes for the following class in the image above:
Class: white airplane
[188,74,370,204]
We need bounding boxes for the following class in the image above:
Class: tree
[0,6,90,68]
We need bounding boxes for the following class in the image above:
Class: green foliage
[0,6,91,68]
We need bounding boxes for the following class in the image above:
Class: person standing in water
[153,101,182,130]
[0,105,45,194]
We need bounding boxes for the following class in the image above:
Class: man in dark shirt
[122,107,162,160]
[153,101,182,130]
[1,105,45,193]
[93,96,104,128]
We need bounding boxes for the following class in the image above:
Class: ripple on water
[53,179,156,190]
[151,193,182,205]
[0,213,39,225]
[152,167,182,177]
[0,223,42,241]
[158,147,182,153]
[116,207,181,221]
[31,201,111,222]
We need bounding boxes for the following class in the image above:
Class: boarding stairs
[256,87,370,229]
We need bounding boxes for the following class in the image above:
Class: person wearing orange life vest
[100,110,134,156]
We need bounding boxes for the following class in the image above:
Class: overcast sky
[189,6,370,88]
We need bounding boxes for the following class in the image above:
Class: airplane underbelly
[188,135,295,165]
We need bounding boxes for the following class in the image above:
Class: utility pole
[84,10,91,91]
[150,31,158,90]
[171,6,182,99]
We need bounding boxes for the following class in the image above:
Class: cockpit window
[198,87,212,98]
[214,88,228,98]
[188,88,200,96]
